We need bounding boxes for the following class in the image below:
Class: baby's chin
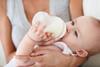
[32,11,67,41]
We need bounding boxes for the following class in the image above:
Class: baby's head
[62,16,100,57]
[33,12,100,57]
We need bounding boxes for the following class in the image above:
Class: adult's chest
[23,0,49,23]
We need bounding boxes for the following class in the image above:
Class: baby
[5,12,100,67]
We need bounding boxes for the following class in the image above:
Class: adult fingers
[31,49,49,57]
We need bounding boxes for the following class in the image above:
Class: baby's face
[62,16,100,52]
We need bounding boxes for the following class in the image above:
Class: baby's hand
[27,22,55,45]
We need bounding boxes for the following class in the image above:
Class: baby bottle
[32,11,67,41]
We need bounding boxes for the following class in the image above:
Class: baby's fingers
[42,32,53,41]
[36,23,46,35]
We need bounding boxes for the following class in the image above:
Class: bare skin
[70,0,83,19]
[30,16,100,67]
[62,16,100,56]
[0,0,49,62]
[0,0,15,62]
[23,0,49,23]
[30,48,87,67]
[10,16,100,67]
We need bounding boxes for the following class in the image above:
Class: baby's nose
[66,22,74,33]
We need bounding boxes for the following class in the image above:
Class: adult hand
[16,46,72,67]
[31,48,72,67]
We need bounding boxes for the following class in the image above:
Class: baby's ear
[75,49,88,58]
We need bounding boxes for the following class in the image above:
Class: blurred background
[0,41,6,66]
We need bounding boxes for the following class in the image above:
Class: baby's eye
[74,30,78,37]
[71,21,75,25]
